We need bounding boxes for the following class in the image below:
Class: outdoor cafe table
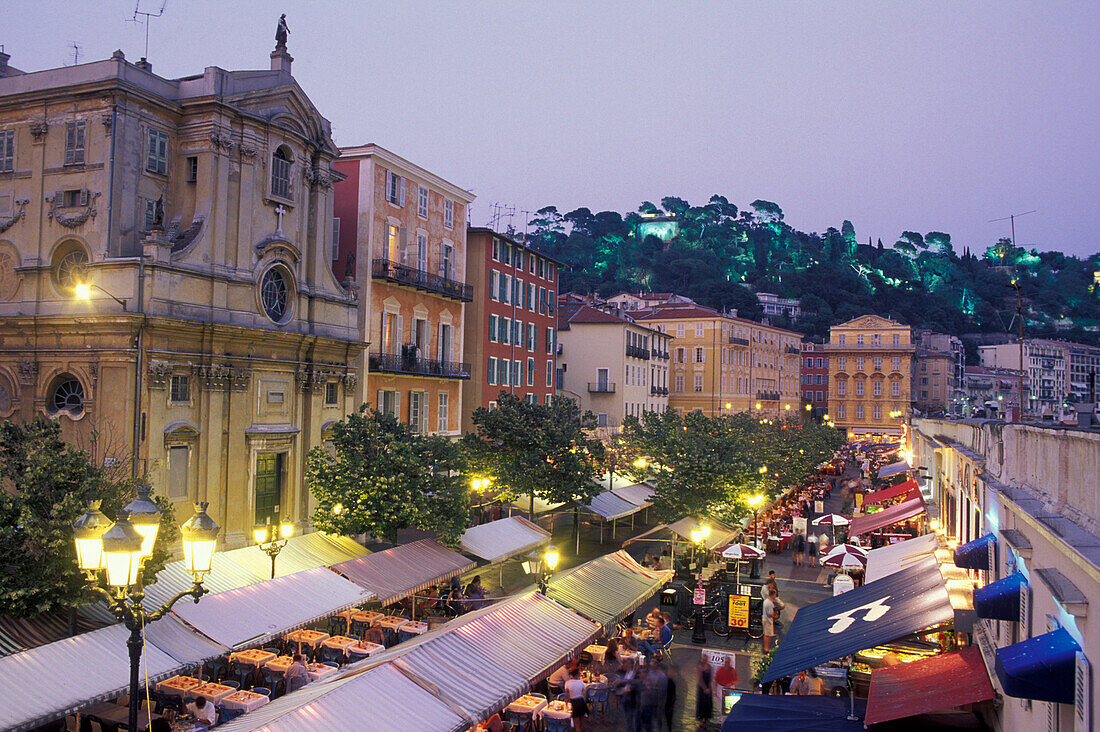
[85,702,162,731]
[306,662,340,682]
[220,689,271,713]
[537,699,572,721]
[374,615,410,632]
[618,649,640,664]
[351,609,384,626]
[265,655,296,674]
[347,640,385,659]
[584,644,608,662]
[507,694,549,716]
[400,620,429,636]
[322,635,359,655]
[186,681,237,704]
[229,648,277,667]
[156,674,203,697]
[284,629,330,649]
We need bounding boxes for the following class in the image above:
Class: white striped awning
[459,516,551,564]
[330,539,475,606]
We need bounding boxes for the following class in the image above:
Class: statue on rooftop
[275,14,290,48]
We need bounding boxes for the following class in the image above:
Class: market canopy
[763,556,954,682]
[848,496,926,536]
[330,539,475,606]
[143,531,368,606]
[512,494,569,515]
[546,550,674,632]
[995,627,1081,704]
[877,460,911,478]
[217,664,468,732]
[392,591,599,721]
[0,623,182,732]
[172,566,373,649]
[864,533,939,583]
[864,646,995,725]
[625,517,738,551]
[864,479,920,507]
[580,490,643,521]
[609,482,654,508]
[720,694,866,732]
[459,516,550,564]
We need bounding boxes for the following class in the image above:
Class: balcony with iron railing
[821,342,915,351]
[371,258,474,302]
[756,391,780,401]
[588,382,616,393]
[369,349,471,379]
[652,349,670,360]
[650,386,669,396]
[626,345,651,360]
[729,336,749,346]
[785,345,801,354]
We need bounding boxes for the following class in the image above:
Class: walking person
[696,656,714,729]
[565,666,589,732]
[807,531,819,568]
[615,658,640,732]
[639,661,667,732]
[763,588,777,652]
[664,669,677,732]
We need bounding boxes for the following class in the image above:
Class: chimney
[0,49,10,78]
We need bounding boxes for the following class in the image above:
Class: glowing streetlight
[254,517,295,579]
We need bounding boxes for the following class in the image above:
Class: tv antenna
[128,0,168,63]
[488,202,515,233]
[988,210,1036,265]
[68,42,82,66]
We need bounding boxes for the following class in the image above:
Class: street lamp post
[747,493,765,579]
[525,544,560,595]
[690,523,711,644]
[254,517,295,579]
[73,489,219,732]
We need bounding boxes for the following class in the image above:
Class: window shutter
[383,169,390,200]
[380,312,388,352]
[398,176,406,206]
[1019,586,1031,638]
[1076,652,1090,732]
[421,392,430,433]
[489,270,498,300]
[64,124,74,165]
[396,315,404,348]
[79,189,89,207]
[376,389,384,412]
[399,227,408,263]
[409,390,417,426]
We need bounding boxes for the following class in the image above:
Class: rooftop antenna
[68,42,82,66]
[990,209,1035,421]
[128,0,168,64]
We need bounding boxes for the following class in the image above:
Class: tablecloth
[507,695,549,716]
[186,682,236,703]
[230,649,276,667]
[220,689,271,713]
[306,662,340,682]
[284,629,330,648]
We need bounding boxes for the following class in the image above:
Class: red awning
[865,479,919,506]
[865,647,995,725]
[849,496,925,535]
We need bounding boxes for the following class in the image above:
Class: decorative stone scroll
[46,192,100,229]
[0,198,28,235]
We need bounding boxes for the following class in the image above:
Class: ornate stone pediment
[197,364,251,391]
[46,191,100,229]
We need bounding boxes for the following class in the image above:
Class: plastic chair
[271,679,287,700]
[349,619,369,639]
[586,685,610,720]
[527,692,546,701]
[217,705,244,724]
[547,683,563,698]
[327,616,347,637]
[543,718,571,732]
[503,710,533,732]
[554,693,567,702]
[222,679,240,690]
[87,721,103,732]
[322,661,339,669]
[251,687,271,697]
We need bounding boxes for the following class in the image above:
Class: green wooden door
[254,452,283,525]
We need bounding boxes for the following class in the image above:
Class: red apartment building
[801,342,829,411]
[461,228,562,432]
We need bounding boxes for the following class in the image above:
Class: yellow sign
[728,594,750,629]
[855,492,863,511]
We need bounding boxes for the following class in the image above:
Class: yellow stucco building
[826,315,914,438]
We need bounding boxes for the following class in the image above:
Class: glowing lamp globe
[123,485,161,561]
[100,513,144,588]
[72,501,112,572]
[279,518,295,540]
[253,525,270,545]
[544,545,560,571]
[180,502,219,581]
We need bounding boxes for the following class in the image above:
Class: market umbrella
[719,543,766,587]
[822,545,868,569]
[813,513,851,544]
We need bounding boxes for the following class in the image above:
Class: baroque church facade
[0,42,362,547]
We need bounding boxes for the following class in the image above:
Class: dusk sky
[7,1,1098,257]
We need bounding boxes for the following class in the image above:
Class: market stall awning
[848,496,926,536]
[995,627,1081,704]
[864,479,920,506]
[393,591,599,721]
[172,566,373,650]
[142,612,231,667]
[143,531,368,607]
[459,516,551,564]
[865,646,995,725]
[762,556,954,682]
[610,482,655,508]
[623,516,737,551]
[546,550,674,632]
[216,664,468,732]
[0,611,102,657]
[330,539,475,606]
[974,572,1026,621]
[864,533,939,583]
[0,623,182,732]
[512,494,568,515]
[580,490,643,521]
[954,533,996,570]
[720,694,866,732]
[877,460,911,478]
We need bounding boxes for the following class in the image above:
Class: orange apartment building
[633,302,802,418]
[461,228,562,432]
[333,145,475,435]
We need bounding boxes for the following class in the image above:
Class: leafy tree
[307,407,468,545]
[0,418,176,618]
[463,393,606,521]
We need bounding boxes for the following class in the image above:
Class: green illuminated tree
[0,418,176,618]
[307,407,468,545]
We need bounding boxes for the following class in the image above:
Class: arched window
[49,376,84,415]
[51,241,88,293]
[271,147,292,200]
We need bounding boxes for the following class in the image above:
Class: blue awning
[762,556,954,682]
[974,572,1026,621]
[721,694,866,732]
[954,533,996,570]
[995,627,1081,704]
